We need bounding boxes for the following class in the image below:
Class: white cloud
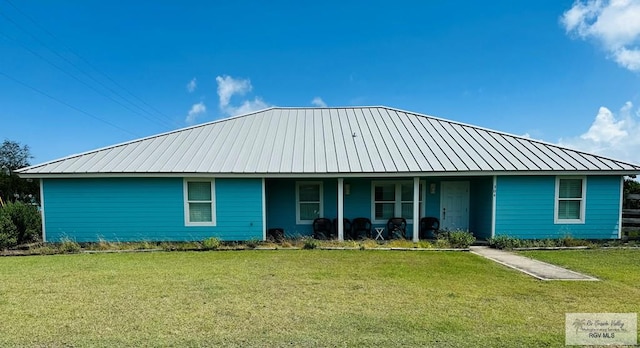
[559,101,640,164]
[186,78,197,93]
[215,75,270,116]
[311,97,327,107]
[562,0,640,72]
[216,75,252,109]
[185,102,206,124]
[224,98,269,116]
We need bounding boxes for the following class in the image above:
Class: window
[296,181,323,224]
[184,179,216,226]
[372,181,423,223]
[555,177,585,223]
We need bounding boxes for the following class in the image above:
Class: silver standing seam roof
[17,106,640,178]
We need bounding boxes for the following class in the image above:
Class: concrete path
[470,246,598,281]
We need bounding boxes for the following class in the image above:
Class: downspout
[491,175,497,238]
[338,178,344,241]
[40,178,46,243]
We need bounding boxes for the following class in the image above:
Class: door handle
[442,208,446,220]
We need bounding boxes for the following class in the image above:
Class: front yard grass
[0,249,638,347]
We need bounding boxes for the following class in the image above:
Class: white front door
[440,181,470,231]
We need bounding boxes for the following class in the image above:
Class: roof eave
[17,169,640,179]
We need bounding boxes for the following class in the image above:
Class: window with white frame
[555,177,585,223]
[296,181,323,224]
[372,181,423,223]
[184,179,216,226]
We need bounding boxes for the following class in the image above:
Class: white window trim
[296,181,323,224]
[184,178,216,226]
[371,180,425,224]
[554,176,586,224]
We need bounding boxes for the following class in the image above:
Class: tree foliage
[0,139,32,170]
[0,139,39,204]
[624,177,640,196]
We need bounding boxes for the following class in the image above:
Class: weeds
[58,238,80,253]
[202,237,221,250]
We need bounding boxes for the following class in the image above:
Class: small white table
[374,227,385,240]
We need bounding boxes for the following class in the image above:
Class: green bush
[447,230,476,248]
[0,214,18,249]
[488,235,522,250]
[203,237,221,250]
[0,201,41,247]
[302,238,318,250]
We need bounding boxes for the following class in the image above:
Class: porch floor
[469,246,598,281]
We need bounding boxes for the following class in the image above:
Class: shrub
[203,237,221,250]
[0,214,18,249]
[59,238,80,253]
[488,235,522,250]
[0,201,41,247]
[302,238,318,250]
[447,230,476,248]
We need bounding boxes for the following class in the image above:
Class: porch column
[412,176,420,242]
[337,178,344,241]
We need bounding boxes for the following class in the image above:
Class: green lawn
[0,249,638,347]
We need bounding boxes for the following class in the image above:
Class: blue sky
[1,0,639,166]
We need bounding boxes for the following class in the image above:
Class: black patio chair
[386,217,407,239]
[333,218,352,240]
[351,217,372,240]
[312,218,333,240]
[419,217,440,239]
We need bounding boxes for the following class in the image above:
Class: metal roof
[17,106,640,177]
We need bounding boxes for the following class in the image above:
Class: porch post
[337,178,344,241]
[412,176,419,242]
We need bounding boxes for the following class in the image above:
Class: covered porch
[265,176,494,241]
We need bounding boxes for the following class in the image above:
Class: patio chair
[351,217,372,240]
[312,218,333,240]
[333,218,352,240]
[419,217,440,239]
[386,217,407,239]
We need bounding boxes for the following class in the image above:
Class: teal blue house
[17,107,640,242]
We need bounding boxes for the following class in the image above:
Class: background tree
[623,176,640,209]
[0,139,39,204]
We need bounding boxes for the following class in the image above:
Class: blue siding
[266,178,419,236]
[43,177,263,242]
[495,175,621,239]
[424,177,492,238]
[470,177,493,239]
[265,179,339,237]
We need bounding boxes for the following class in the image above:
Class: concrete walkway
[470,246,598,281]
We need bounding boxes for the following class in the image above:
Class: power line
[0,0,180,128]
[0,26,175,129]
[0,70,138,137]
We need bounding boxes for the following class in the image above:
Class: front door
[440,181,470,231]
